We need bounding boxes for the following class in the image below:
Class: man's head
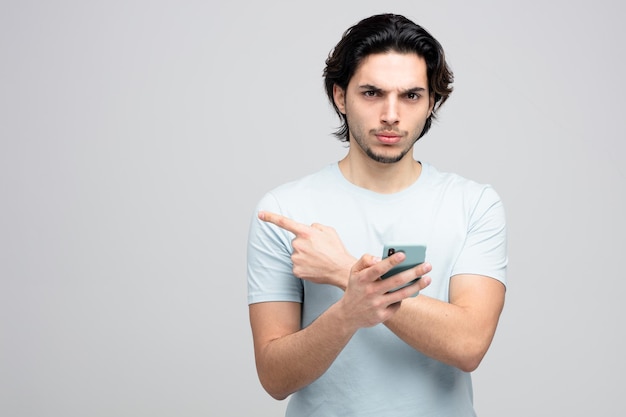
[324,13,453,142]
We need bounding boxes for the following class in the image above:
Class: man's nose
[381,97,399,125]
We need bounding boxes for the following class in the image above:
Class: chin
[367,149,408,164]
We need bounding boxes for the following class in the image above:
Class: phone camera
[388,248,396,256]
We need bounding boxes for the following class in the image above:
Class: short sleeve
[247,192,303,305]
[451,186,508,286]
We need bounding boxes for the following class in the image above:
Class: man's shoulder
[253,163,342,221]
[422,162,501,202]
[423,162,485,187]
[266,163,338,196]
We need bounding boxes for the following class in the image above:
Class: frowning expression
[333,52,434,164]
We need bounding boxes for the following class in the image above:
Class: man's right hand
[259,210,356,289]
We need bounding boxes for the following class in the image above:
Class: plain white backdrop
[1,1,624,416]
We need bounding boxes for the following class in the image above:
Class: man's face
[334,52,434,164]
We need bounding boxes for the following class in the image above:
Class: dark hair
[324,13,454,142]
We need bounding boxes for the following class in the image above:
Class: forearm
[328,265,503,371]
[251,254,417,400]
[383,297,480,371]
[384,285,504,372]
[254,302,357,400]
[319,262,482,369]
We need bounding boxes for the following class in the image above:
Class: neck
[338,152,422,194]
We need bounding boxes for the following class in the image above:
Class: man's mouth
[375,132,402,144]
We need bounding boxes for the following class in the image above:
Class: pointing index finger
[258,210,310,236]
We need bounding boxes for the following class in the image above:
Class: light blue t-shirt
[247,161,507,417]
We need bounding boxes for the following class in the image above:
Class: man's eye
[407,93,421,100]
[364,91,378,97]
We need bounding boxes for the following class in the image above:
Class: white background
[1,0,624,416]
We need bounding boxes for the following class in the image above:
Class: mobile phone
[381,243,427,291]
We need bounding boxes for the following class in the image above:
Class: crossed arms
[249,211,505,400]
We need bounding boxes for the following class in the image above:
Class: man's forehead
[351,52,429,89]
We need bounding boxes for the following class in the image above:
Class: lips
[375,132,402,144]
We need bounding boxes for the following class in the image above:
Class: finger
[352,252,404,283]
[384,274,432,302]
[376,251,407,274]
[412,262,432,277]
[378,254,430,293]
[419,262,432,275]
[350,254,380,274]
[310,222,325,231]
[258,211,311,236]
[402,273,432,295]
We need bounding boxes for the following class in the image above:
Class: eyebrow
[357,84,427,94]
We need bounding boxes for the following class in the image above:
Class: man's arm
[384,274,505,372]
[249,248,431,400]
[258,211,505,373]
[249,300,354,400]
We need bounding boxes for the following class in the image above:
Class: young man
[247,13,507,416]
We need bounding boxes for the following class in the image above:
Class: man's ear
[333,84,347,114]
